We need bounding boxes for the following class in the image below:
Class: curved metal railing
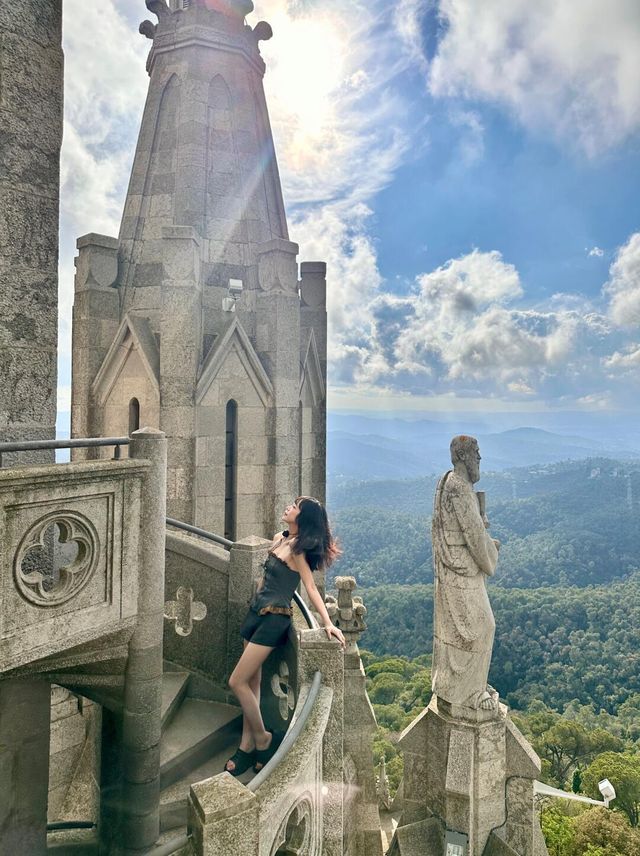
[165,518,317,630]
[166,516,234,550]
[248,670,323,792]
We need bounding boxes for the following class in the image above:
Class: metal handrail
[0,436,130,467]
[248,670,323,792]
[165,519,317,630]
[47,821,96,831]
[166,516,234,550]
[138,676,323,852]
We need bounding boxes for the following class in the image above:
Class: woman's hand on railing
[324,622,346,648]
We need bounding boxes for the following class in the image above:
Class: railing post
[297,629,345,856]
[119,427,167,853]
[189,775,259,856]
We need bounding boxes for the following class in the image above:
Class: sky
[56,0,640,430]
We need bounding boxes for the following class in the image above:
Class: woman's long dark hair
[290,496,341,571]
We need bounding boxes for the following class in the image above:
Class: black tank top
[251,553,300,611]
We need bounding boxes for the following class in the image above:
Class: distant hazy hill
[328,457,640,589]
[327,415,638,481]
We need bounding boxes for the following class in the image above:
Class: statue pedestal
[392,696,548,856]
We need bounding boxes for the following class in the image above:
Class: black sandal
[224,747,256,777]
[253,731,284,772]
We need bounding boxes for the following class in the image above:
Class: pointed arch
[224,399,238,542]
[128,398,141,434]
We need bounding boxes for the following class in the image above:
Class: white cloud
[57,385,71,412]
[588,246,604,258]
[428,0,640,156]
[255,0,412,207]
[325,246,636,408]
[604,344,640,373]
[604,232,640,326]
[58,1,149,365]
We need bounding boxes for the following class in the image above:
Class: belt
[258,605,293,617]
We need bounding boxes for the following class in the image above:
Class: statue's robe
[431,470,498,707]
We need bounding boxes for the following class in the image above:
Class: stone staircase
[47,662,251,853]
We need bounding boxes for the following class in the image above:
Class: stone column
[189,775,259,856]
[326,578,383,856]
[71,234,120,460]
[300,262,327,504]
[159,226,202,523]
[226,536,270,680]
[0,0,63,464]
[255,239,301,534]
[119,427,167,853]
[0,677,51,855]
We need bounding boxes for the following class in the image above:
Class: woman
[224,496,346,776]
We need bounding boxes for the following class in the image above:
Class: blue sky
[56,0,640,430]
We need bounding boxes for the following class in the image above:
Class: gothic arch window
[129,398,140,435]
[224,400,238,542]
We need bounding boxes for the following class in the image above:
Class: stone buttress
[71,0,327,537]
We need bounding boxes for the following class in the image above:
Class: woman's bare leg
[226,642,271,771]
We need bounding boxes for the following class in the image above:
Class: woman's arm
[292,554,346,648]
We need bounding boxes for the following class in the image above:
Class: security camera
[228,279,244,298]
[223,279,244,312]
[598,779,616,807]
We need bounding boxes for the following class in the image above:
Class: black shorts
[240,607,291,648]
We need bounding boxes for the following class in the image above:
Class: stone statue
[431,435,500,712]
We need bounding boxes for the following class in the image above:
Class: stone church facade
[71,0,327,540]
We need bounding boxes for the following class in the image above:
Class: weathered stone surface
[0,459,146,673]
[0,0,62,453]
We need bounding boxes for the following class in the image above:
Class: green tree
[369,672,405,705]
[541,804,575,856]
[572,769,582,794]
[571,806,640,856]
[583,753,640,827]
[536,722,624,786]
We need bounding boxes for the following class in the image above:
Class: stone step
[160,698,242,790]
[159,742,255,832]
[161,670,190,729]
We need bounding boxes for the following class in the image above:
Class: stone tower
[71,0,327,538]
[0,0,63,463]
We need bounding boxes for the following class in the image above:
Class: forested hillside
[328,458,640,588]
[357,578,640,714]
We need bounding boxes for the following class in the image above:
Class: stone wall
[0,0,62,463]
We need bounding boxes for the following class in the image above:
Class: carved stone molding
[271,794,314,856]
[271,659,295,721]
[164,586,207,636]
[14,512,100,608]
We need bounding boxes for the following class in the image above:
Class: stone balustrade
[0,457,150,675]
[188,625,344,856]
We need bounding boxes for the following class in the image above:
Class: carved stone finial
[325,576,367,647]
[377,756,391,810]
[139,20,158,40]
[253,21,273,42]
[164,586,207,636]
[146,0,171,20]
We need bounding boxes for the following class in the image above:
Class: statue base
[389,696,549,856]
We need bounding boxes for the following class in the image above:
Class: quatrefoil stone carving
[164,586,207,636]
[271,797,313,856]
[271,660,295,721]
[14,512,99,607]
